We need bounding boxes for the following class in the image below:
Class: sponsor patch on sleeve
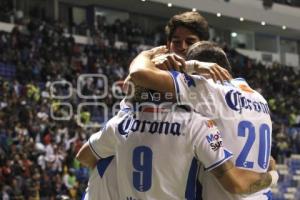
[206,131,223,151]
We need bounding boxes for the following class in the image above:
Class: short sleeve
[168,71,219,118]
[88,123,117,159]
[188,115,233,171]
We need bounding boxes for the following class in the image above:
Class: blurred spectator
[63,168,78,198]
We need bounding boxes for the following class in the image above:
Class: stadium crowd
[0,10,299,200]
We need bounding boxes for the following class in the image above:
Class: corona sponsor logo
[118,115,182,137]
[225,90,270,114]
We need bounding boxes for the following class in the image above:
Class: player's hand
[151,53,186,72]
[189,61,232,84]
[268,156,276,171]
[142,46,168,58]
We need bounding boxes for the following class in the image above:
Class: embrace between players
[76,11,278,200]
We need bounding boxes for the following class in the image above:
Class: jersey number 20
[236,120,271,169]
[132,146,152,192]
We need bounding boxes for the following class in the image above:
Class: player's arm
[211,160,278,195]
[76,122,117,169]
[76,141,98,168]
[129,46,175,93]
[192,118,277,195]
[129,46,230,92]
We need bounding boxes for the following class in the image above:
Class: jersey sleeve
[168,71,219,118]
[88,121,117,159]
[188,115,233,171]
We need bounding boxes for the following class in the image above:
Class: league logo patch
[206,120,216,128]
[238,84,254,93]
[206,131,223,151]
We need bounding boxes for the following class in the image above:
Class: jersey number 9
[132,146,153,192]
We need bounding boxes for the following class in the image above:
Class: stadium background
[0,0,299,199]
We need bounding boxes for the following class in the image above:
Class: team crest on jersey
[206,131,223,151]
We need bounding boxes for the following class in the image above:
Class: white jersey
[170,71,272,200]
[89,105,232,200]
[83,157,118,200]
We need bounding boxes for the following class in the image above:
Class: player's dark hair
[165,11,209,42]
[186,41,232,73]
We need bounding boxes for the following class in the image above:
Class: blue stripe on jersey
[169,70,181,103]
[88,139,102,159]
[88,122,109,159]
[204,150,233,171]
[196,178,203,200]
[185,157,199,200]
[81,191,86,200]
[96,156,114,178]
[263,190,272,200]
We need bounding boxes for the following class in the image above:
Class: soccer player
[151,11,229,85]
[150,11,207,66]
[164,11,209,58]
[77,11,212,200]
[128,42,274,199]
[77,98,277,200]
